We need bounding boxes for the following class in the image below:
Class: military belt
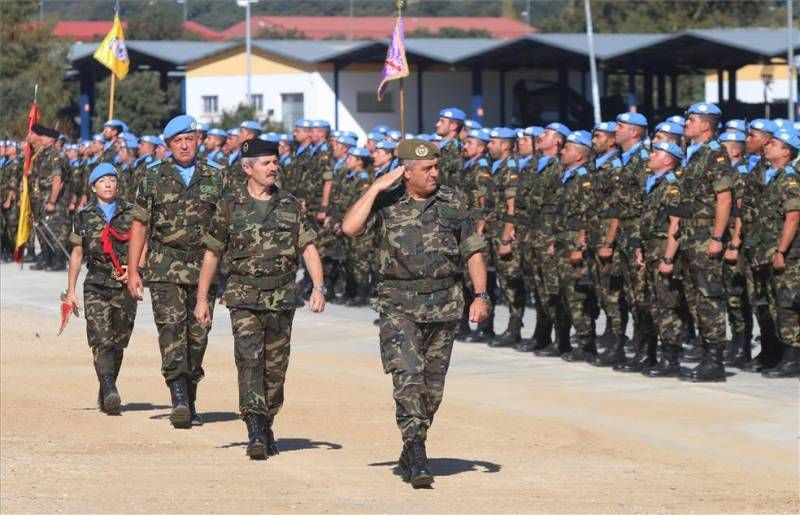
[380,276,457,293]
[681,217,714,228]
[229,271,294,290]
[151,241,206,262]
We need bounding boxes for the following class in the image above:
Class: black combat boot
[100,374,121,415]
[614,333,657,373]
[590,334,626,367]
[347,284,369,307]
[681,331,705,362]
[188,382,203,426]
[762,347,800,378]
[742,323,782,373]
[407,438,433,488]
[30,248,50,270]
[244,414,268,460]
[723,331,751,368]
[455,317,472,341]
[534,318,570,357]
[266,425,280,456]
[643,344,681,377]
[489,317,522,347]
[679,345,727,382]
[561,335,597,363]
[167,377,192,429]
[514,317,545,352]
[398,441,411,475]
[531,318,553,351]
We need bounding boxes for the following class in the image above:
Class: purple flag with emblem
[377,16,409,101]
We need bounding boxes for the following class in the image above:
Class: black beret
[241,138,278,158]
[31,124,60,140]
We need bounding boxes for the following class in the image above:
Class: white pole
[245,0,252,106]
[789,0,796,122]
[584,0,601,124]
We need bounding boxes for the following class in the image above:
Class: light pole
[176,0,187,23]
[788,0,796,121]
[237,0,259,107]
[761,64,774,119]
[584,0,601,124]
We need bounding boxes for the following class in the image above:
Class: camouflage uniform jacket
[512,154,539,228]
[611,143,649,245]
[553,165,593,246]
[0,157,20,201]
[529,156,563,239]
[589,150,622,239]
[299,143,334,214]
[486,156,519,224]
[286,144,314,200]
[437,138,464,190]
[639,171,681,260]
[132,157,223,284]
[366,184,485,323]
[100,141,117,165]
[462,155,492,221]
[32,145,68,211]
[676,139,734,221]
[69,200,135,289]
[203,186,316,311]
[738,155,771,263]
[763,165,800,258]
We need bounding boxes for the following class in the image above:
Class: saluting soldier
[64,163,138,415]
[194,138,326,459]
[127,115,224,429]
[342,139,489,488]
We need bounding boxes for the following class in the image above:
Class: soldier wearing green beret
[342,139,489,488]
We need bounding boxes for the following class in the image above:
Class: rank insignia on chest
[716,156,725,163]
[581,181,591,188]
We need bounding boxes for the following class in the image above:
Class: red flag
[13,101,41,263]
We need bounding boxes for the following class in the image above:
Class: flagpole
[109,73,116,120]
[397,0,405,134]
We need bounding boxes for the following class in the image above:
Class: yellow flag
[93,14,129,79]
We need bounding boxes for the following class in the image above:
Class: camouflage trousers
[149,282,215,384]
[1,205,19,251]
[678,227,727,347]
[742,245,779,348]
[488,222,525,321]
[229,308,294,419]
[617,227,655,341]
[530,234,561,325]
[592,241,626,335]
[84,283,137,377]
[770,257,800,348]
[723,254,753,337]
[378,313,456,443]
[643,246,683,348]
[346,233,372,288]
[554,243,595,337]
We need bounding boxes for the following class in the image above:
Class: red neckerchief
[100,223,131,276]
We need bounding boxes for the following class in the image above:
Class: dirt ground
[1,265,798,514]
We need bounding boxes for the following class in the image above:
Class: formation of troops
[1,100,798,488]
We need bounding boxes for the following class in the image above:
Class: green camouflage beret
[396,139,440,160]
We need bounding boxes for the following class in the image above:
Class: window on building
[251,94,264,112]
[281,93,304,131]
[357,91,393,113]
[202,95,218,114]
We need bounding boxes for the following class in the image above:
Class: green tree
[407,27,493,38]
[255,26,308,39]
[218,103,282,133]
[126,5,187,41]
[92,72,180,135]
[0,0,72,137]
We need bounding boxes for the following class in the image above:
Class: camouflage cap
[396,139,440,160]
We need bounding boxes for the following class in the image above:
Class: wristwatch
[774,248,787,258]
[313,285,328,295]
[474,292,491,302]
[661,256,674,265]
[710,235,723,243]
[500,239,512,245]
[727,242,740,251]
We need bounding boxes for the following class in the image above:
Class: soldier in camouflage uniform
[203,128,228,165]
[342,138,488,488]
[284,119,314,200]
[64,163,138,415]
[739,119,782,372]
[29,124,70,271]
[101,119,124,164]
[758,129,800,378]
[433,108,465,189]
[115,133,139,203]
[676,102,734,383]
[607,113,658,373]
[342,147,374,306]
[486,128,526,347]
[528,123,571,357]
[323,134,358,302]
[1,142,21,261]
[64,144,82,216]
[127,115,224,429]
[194,138,326,459]
[221,120,260,194]
[718,131,754,367]
[637,143,685,377]
[587,122,628,366]
[549,131,597,362]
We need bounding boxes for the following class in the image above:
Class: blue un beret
[748,119,776,135]
[524,126,544,137]
[310,120,331,129]
[545,122,571,138]
[773,129,800,151]
[725,119,746,133]
[468,129,491,143]
[464,119,483,130]
[616,112,648,128]
[375,140,397,151]
[104,119,126,130]
[719,131,745,143]
[593,121,617,133]
[655,122,684,136]
[92,133,105,143]
[337,135,357,147]
[259,132,280,142]
[566,130,592,149]
[89,163,118,185]
[348,147,370,158]
[163,114,198,140]
[294,119,312,128]
[119,132,139,149]
[386,130,402,142]
[439,108,466,122]
[197,123,209,133]
[240,120,262,133]
[372,125,391,134]
[207,128,228,138]
[687,102,722,117]
[416,134,433,141]
[666,115,685,126]
[490,127,516,139]
[652,141,684,161]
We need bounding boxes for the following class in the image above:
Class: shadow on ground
[218,437,343,452]
[149,411,240,423]
[368,457,502,478]
[122,403,171,412]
